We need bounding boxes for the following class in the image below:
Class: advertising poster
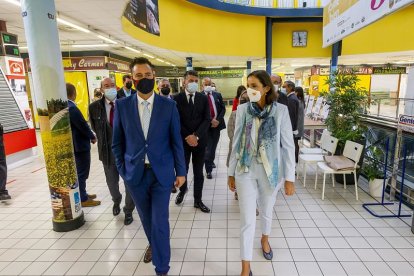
[323,0,414,47]
[123,0,160,36]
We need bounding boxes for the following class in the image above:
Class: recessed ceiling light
[72,44,109,48]
[156,58,165,63]
[97,35,117,44]
[143,53,154,59]
[124,46,141,54]
[57,18,90,33]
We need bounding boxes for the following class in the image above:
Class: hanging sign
[399,114,414,133]
[123,0,160,36]
[323,0,414,48]
[373,66,407,74]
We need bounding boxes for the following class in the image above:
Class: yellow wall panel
[273,22,331,58]
[64,71,89,120]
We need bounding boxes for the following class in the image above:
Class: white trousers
[235,159,281,261]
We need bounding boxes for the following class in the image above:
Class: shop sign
[107,58,130,73]
[63,57,106,70]
[198,69,244,78]
[323,0,414,47]
[373,66,406,74]
[398,114,414,133]
[5,57,25,76]
[313,66,373,75]
[156,67,187,77]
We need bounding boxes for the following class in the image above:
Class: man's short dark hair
[66,83,76,98]
[184,70,198,79]
[122,74,132,82]
[285,81,295,91]
[129,57,155,71]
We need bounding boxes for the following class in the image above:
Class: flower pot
[369,178,384,198]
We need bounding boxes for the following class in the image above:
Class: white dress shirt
[104,98,114,122]
[185,90,195,103]
[137,92,155,164]
[123,88,132,97]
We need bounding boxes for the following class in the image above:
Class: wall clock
[292,31,308,47]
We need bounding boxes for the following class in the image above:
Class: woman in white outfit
[228,70,296,276]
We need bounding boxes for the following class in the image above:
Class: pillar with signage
[21,0,84,231]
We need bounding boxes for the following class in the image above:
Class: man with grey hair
[89,77,135,225]
[158,78,173,100]
[271,74,288,106]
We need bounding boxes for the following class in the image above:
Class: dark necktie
[109,102,114,127]
[189,94,194,111]
[207,92,215,118]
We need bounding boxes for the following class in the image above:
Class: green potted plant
[363,145,385,198]
[322,70,369,184]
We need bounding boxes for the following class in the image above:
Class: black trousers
[205,128,221,173]
[0,128,7,194]
[180,143,206,202]
[294,137,300,164]
[103,163,135,214]
[75,151,91,202]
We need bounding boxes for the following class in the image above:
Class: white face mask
[246,88,262,103]
[204,85,213,93]
[104,88,117,101]
[211,87,216,91]
[186,82,198,94]
[280,87,287,94]
[273,84,279,92]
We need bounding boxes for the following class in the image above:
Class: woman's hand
[284,181,295,196]
[228,176,236,192]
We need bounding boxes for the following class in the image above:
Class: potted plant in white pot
[363,145,385,198]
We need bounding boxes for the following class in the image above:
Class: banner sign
[399,114,414,133]
[123,0,160,36]
[323,0,414,48]
[198,69,244,78]
[26,57,107,72]
[373,66,407,74]
[106,58,130,73]
[312,65,373,75]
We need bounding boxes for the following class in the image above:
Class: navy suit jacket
[68,100,95,153]
[112,93,186,186]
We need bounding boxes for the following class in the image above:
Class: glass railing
[365,98,414,120]
[219,0,323,8]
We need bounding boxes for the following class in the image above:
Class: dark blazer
[202,91,226,131]
[112,93,186,185]
[68,100,95,153]
[89,97,115,166]
[277,91,288,106]
[117,87,137,98]
[174,92,211,147]
[287,93,300,133]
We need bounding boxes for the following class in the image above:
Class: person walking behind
[0,123,10,201]
[294,86,306,162]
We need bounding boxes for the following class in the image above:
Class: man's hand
[211,119,219,128]
[174,176,186,188]
[185,135,198,147]
[228,176,236,192]
[284,181,295,196]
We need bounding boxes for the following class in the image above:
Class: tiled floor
[1,131,414,275]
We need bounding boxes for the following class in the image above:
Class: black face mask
[125,81,133,90]
[160,87,171,95]
[134,78,154,94]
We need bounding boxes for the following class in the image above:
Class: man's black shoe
[194,201,210,213]
[175,189,187,205]
[113,203,121,216]
[0,193,11,201]
[212,163,216,168]
[124,213,133,225]
[206,172,212,179]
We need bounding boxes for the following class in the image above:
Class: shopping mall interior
[1,0,414,275]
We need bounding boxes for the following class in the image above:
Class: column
[330,40,342,77]
[186,57,193,71]
[21,0,84,232]
[246,61,252,75]
[265,17,273,74]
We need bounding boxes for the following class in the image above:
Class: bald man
[89,77,135,225]
[271,74,288,106]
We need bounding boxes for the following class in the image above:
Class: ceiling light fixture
[72,44,109,48]
[156,58,165,63]
[124,46,141,54]
[19,46,28,49]
[3,0,20,7]
[171,64,176,67]
[143,53,154,59]
[57,17,90,33]
[205,66,222,69]
[97,35,117,44]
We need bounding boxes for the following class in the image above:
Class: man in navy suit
[112,57,186,276]
[66,83,100,207]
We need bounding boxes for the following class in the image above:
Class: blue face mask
[186,82,198,94]
[104,88,117,101]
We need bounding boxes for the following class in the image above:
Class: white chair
[300,129,331,155]
[298,135,339,187]
[314,140,364,200]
